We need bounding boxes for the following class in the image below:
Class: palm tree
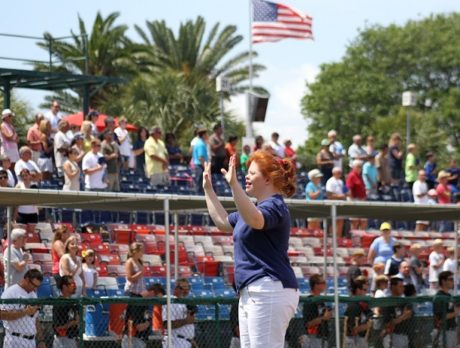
[35,12,138,112]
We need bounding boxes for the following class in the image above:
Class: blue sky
[3,0,460,146]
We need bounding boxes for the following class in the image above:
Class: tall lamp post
[216,75,231,137]
[402,91,417,145]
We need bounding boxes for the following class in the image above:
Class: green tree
[301,13,460,156]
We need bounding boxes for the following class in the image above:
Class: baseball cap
[308,169,323,181]
[380,222,391,231]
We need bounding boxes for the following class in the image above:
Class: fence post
[79,298,85,348]
[331,204,340,348]
[164,198,173,347]
[215,302,221,348]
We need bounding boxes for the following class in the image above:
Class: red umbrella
[64,112,138,132]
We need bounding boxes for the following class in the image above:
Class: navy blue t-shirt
[228,194,298,291]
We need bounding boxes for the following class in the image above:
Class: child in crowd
[82,249,98,291]
[384,243,405,277]
[443,247,456,274]
[370,262,385,294]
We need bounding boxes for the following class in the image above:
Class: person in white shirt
[443,247,456,274]
[82,138,107,191]
[269,132,285,158]
[114,116,132,171]
[3,228,30,289]
[412,170,430,231]
[54,120,71,177]
[44,100,64,139]
[162,278,195,348]
[429,239,445,294]
[347,135,368,165]
[325,167,346,237]
[0,269,46,348]
[14,146,41,186]
[328,130,346,169]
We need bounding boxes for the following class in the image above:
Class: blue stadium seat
[37,283,53,298]
[214,288,236,298]
[86,289,107,297]
[218,304,231,320]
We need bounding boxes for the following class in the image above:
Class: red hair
[247,150,296,197]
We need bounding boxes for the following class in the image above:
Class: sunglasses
[29,279,41,290]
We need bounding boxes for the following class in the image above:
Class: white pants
[432,329,457,348]
[383,333,408,348]
[122,335,147,348]
[345,336,368,348]
[4,333,36,348]
[162,336,192,348]
[299,335,328,348]
[239,276,299,348]
[53,336,78,348]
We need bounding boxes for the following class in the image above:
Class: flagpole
[246,0,254,138]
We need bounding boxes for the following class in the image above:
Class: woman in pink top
[0,109,20,167]
[51,225,71,276]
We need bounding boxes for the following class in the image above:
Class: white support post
[164,199,172,347]
[6,207,12,287]
[331,205,340,348]
[323,218,328,277]
[455,221,459,295]
[174,213,179,281]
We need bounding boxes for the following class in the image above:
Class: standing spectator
[0,109,20,168]
[370,263,385,295]
[436,171,453,232]
[162,279,196,348]
[101,130,121,192]
[445,158,460,200]
[54,120,71,177]
[150,283,166,334]
[144,126,169,187]
[0,155,15,187]
[59,236,85,297]
[87,111,100,137]
[305,169,324,231]
[348,135,368,165]
[53,275,79,348]
[412,170,429,231]
[375,144,391,188]
[428,239,445,294]
[326,167,346,237]
[82,139,107,192]
[442,247,456,274]
[362,152,378,196]
[346,160,367,230]
[165,132,183,166]
[132,127,148,175]
[203,151,299,347]
[191,127,208,194]
[300,274,331,348]
[0,269,46,348]
[240,145,251,172]
[51,226,71,279]
[3,228,29,288]
[80,120,94,154]
[70,133,85,164]
[328,129,346,170]
[37,119,54,181]
[14,169,39,224]
[395,261,417,289]
[408,244,425,294]
[114,116,132,171]
[270,132,285,158]
[82,249,98,291]
[225,135,239,168]
[104,117,118,142]
[344,276,373,348]
[388,133,403,185]
[432,271,459,348]
[209,123,226,174]
[62,148,81,191]
[316,139,334,184]
[284,140,297,166]
[366,135,375,155]
[45,100,63,138]
[124,242,145,297]
[374,275,389,299]
[26,113,45,164]
[253,135,264,152]
[368,222,397,265]
[381,277,413,348]
[424,152,437,189]
[384,243,405,277]
[372,274,389,347]
[346,249,365,293]
[404,144,417,189]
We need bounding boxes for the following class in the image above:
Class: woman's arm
[125,259,143,282]
[224,155,264,230]
[63,162,79,179]
[93,270,98,290]
[203,162,233,232]
[60,255,73,276]
[54,241,66,258]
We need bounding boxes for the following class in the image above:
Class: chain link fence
[0,295,458,347]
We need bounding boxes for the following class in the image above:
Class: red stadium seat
[113,229,134,244]
[97,264,109,277]
[26,232,41,243]
[107,265,126,277]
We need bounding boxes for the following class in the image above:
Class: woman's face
[67,237,78,253]
[245,161,267,197]
[134,246,144,259]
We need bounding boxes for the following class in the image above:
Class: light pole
[216,75,230,137]
[402,91,417,145]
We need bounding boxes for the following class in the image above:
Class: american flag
[252,0,313,44]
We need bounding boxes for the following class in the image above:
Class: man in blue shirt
[363,153,378,196]
[192,128,208,194]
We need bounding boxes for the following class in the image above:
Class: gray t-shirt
[3,247,27,288]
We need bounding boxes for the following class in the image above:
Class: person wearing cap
[428,239,445,294]
[114,116,132,171]
[346,160,367,230]
[388,133,403,185]
[384,243,405,277]
[347,135,368,165]
[0,154,15,187]
[305,169,324,230]
[346,249,366,294]
[368,222,396,265]
[45,100,64,138]
[363,152,378,196]
[404,144,418,189]
[424,151,437,189]
[328,130,346,170]
[14,146,41,186]
[144,126,169,187]
[3,228,30,288]
[101,130,121,191]
[316,139,334,184]
[54,120,71,177]
[82,138,107,191]
[1,108,20,167]
[26,112,45,164]
[191,127,208,194]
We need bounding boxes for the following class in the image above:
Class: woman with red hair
[203,151,299,348]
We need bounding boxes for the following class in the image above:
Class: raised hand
[202,161,213,191]
[221,155,238,187]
